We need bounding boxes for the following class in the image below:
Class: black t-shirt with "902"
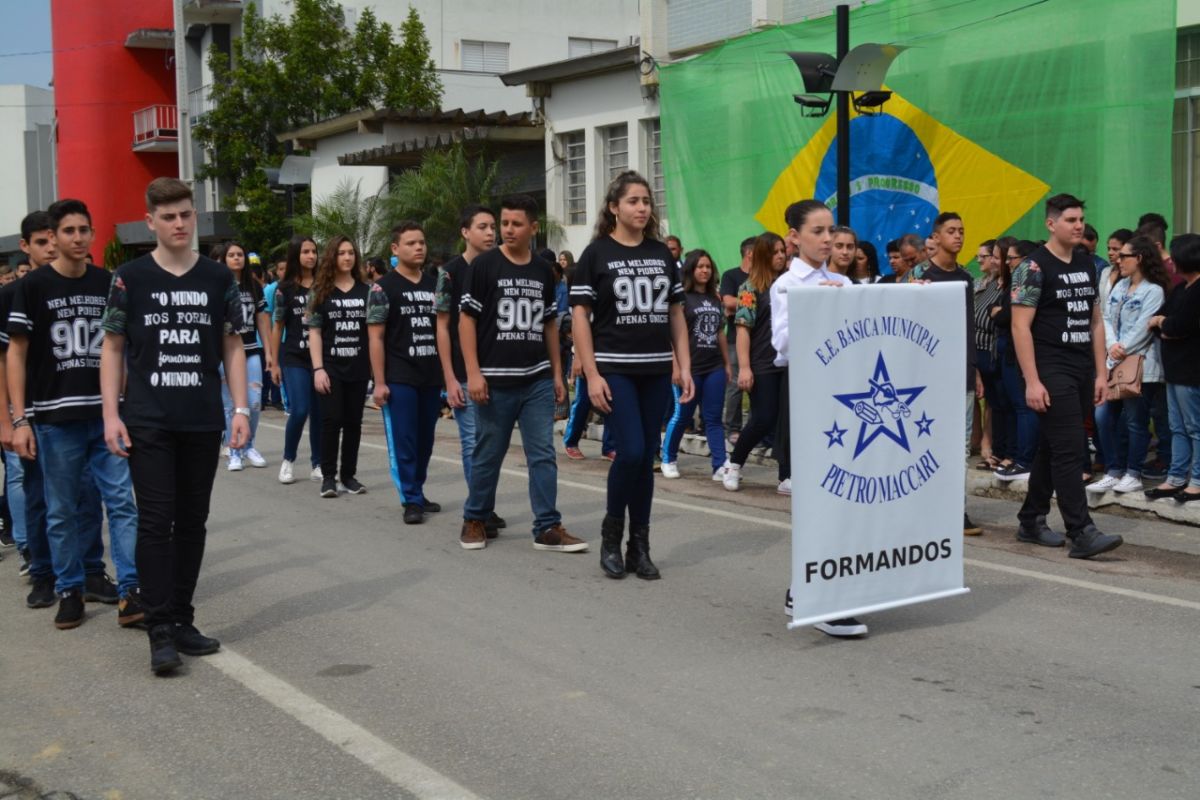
[569,236,684,376]
[460,248,557,387]
[101,254,244,431]
[306,283,371,382]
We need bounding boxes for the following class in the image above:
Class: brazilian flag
[658,0,1175,272]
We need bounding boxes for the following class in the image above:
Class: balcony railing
[132,104,179,152]
[188,84,214,125]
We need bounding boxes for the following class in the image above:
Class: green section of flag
[658,0,1175,273]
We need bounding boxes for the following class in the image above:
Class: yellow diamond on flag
[755,91,1049,250]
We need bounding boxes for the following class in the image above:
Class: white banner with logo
[787,282,969,629]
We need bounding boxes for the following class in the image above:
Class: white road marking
[206,648,482,800]
[261,420,1200,613]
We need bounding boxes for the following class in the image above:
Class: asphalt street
[2,408,1198,800]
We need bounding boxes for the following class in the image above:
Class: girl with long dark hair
[270,235,322,484]
[570,171,693,580]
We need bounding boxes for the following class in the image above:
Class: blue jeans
[1166,382,1200,488]
[383,383,441,505]
[605,372,672,525]
[282,365,322,467]
[451,393,477,485]
[662,368,727,470]
[35,420,139,595]
[221,353,263,455]
[1000,355,1039,467]
[464,378,560,536]
[1096,387,1157,478]
[977,348,1012,461]
[563,375,615,453]
[4,450,25,549]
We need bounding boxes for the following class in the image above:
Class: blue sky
[0,0,53,88]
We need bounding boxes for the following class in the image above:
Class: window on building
[461,40,510,73]
[601,123,629,183]
[563,131,587,225]
[644,118,666,223]
[1175,29,1200,235]
[568,37,619,59]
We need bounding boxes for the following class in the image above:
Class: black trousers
[730,368,790,481]
[318,376,368,482]
[127,427,221,629]
[1018,365,1095,533]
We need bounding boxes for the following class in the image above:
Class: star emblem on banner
[832,352,926,459]
[916,412,935,437]
[824,421,847,448]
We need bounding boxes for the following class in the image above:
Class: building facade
[0,85,57,260]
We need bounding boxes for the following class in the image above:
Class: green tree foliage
[193,1,444,254]
[290,178,394,261]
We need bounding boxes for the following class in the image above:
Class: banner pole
[835,3,850,226]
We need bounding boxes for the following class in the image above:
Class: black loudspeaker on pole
[835,4,850,226]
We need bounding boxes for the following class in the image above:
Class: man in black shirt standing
[101,178,250,674]
[368,221,443,525]
[1010,194,1122,558]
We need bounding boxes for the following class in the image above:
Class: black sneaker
[0,525,13,548]
[403,503,424,525]
[422,500,441,513]
[814,617,869,637]
[117,589,146,627]
[149,624,182,675]
[174,623,220,656]
[16,547,31,577]
[320,477,339,498]
[342,477,367,494]
[54,589,85,630]
[1068,524,1123,559]
[995,463,1031,481]
[1016,516,1065,548]
[488,511,506,529]
[84,572,119,604]
[26,577,56,609]
[964,514,982,536]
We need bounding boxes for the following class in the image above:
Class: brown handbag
[1106,354,1144,401]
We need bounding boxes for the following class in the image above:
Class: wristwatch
[233,407,252,418]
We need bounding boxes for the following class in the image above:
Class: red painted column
[50,0,176,258]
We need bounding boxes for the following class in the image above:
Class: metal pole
[835,4,850,226]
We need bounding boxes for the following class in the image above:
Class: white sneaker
[777,478,792,496]
[1113,474,1144,493]
[227,454,244,472]
[660,461,680,479]
[278,459,295,484]
[722,463,742,491]
[220,445,229,458]
[814,617,869,637]
[1086,474,1120,493]
[310,466,323,482]
[712,460,731,481]
[244,448,268,468]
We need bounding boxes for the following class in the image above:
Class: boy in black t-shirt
[101,178,249,675]
[457,195,585,553]
[7,200,142,630]
[1009,194,1122,559]
[368,221,442,525]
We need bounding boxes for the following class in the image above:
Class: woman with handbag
[1087,235,1170,494]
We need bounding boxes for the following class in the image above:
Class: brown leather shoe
[460,520,487,550]
[532,524,589,552]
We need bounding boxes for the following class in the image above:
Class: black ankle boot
[148,624,182,675]
[625,523,660,580]
[600,515,626,579]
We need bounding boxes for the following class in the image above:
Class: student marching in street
[570,171,692,579]
[660,249,731,480]
[8,199,143,630]
[562,357,616,460]
[458,194,583,553]
[368,221,443,525]
[212,241,272,472]
[101,177,250,674]
[307,236,371,499]
[1009,194,1123,558]
[270,236,322,484]
[723,233,789,494]
[434,205,506,534]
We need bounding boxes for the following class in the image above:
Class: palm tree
[290,178,393,260]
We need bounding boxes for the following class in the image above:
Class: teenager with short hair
[459,194,583,553]
[571,172,690,579]
[368,221,442,524]
[660,249,731,480]
[665,235,683,267]
[270,236,322,484]
[307,236,371,499]
[1009,194,1123,558]
[101,177,250,674]
[212,241,272,471]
